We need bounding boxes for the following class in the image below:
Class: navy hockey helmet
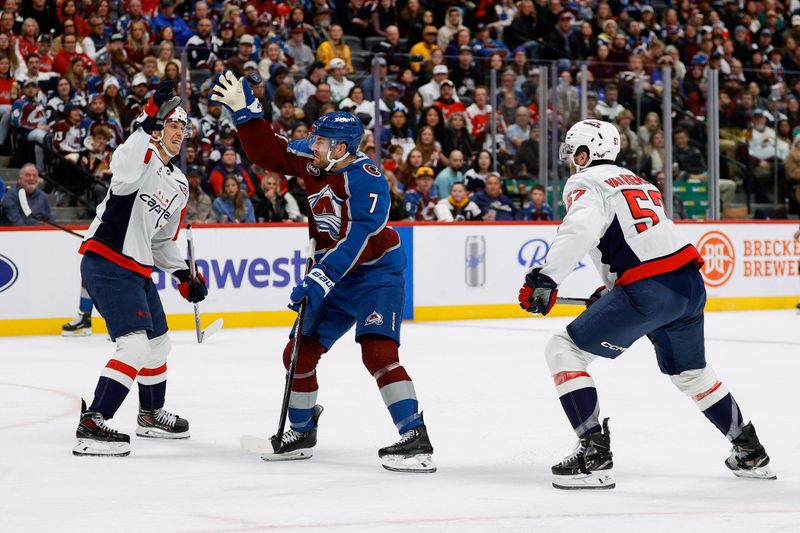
[309,111,365,155]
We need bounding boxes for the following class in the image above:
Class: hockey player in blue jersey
[211,70,435,472]
[518,119,775,489]
[73,81,209,457]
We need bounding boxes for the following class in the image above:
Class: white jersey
[540,163,703,288]
[80,129,189,277]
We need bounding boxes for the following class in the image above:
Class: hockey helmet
[309,111,365,155]
[165,106,192,138]
[560,119,620,171]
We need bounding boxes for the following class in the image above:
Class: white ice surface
[1,311,798,532]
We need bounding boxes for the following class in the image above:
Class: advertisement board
[0,221,797,335]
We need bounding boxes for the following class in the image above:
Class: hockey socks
[361,335,422,434]
[284,336,325,433]
[554,371,601,437]
[693,384,745,441]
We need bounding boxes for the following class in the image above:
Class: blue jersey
[238,118,406,283]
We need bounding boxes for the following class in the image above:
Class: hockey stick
[18,188,85,238]
[241,238,316,454]
[186,224,224,343]
[555,296,590,306]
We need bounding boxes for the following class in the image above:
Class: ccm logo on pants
[601,341,627,353]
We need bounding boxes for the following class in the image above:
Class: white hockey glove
[209,70,263,125]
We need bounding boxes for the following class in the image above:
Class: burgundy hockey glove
[519,268,558,316]
[141,81,180,133]
[586,285,610,308]
[175,269,208,304]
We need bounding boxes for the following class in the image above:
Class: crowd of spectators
[2,0,800,226]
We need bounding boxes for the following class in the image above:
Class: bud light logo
[517,239,586,270]
[0,254,19,293]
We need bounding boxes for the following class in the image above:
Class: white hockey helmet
[165,106,192,138]
[559,119,620,171]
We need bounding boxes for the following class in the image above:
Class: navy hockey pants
[567,265,707,375]
[81,251,168,341]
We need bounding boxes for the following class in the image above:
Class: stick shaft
[274,238,317,445]
[186,225,202,343]
[555,296,590,306]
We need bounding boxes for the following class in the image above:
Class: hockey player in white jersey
[518,120,776,489]
[73,81,208,457]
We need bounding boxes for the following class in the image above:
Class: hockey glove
[586,285,610,308]
[289,266,335,312]
[209,70,264,125]
[174,269,208,304]
[141,81,180,133]
[518,268,558,316]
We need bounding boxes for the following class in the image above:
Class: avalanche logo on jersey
[308,185,344,239]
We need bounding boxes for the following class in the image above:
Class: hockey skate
[136,406,190,439]
[725,422,776,480]
[552,418,614,490]
[260,404,324,461]
[61,312,92,337]
[378,422,436,473]
[73,399,130,457]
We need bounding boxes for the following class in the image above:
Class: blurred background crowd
[1,0,800,226]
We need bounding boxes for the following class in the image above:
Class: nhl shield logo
[306,162,321,176]
[364,311,383,326]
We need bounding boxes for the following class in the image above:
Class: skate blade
[136,427,190,439]
[731,465,777,480]
[552,471,615,490]
[380,453,437,473]
[260,448,313,461]
[61,329,91,337]
[73,438,130,457]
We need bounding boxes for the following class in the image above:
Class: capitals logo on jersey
[308,184,345,239]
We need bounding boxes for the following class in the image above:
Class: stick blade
[17,188,32,216]
[199,318,224,343]
[240,434,279,454]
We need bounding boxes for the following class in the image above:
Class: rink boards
[0,221,798,335]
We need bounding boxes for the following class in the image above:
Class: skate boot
[379,420,436,473]
[725,422,776,480]
[61,312,92,337]
[552,418,614,490]
[73,399,130,457]
[261,404,324,461]
[136,406,190,439]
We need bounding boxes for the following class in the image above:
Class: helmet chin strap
[159,138,179,158]
[324,146,350,171]
[570,152,591,172]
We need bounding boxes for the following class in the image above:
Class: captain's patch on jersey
[363,164,381,177]
[365,311,383,326]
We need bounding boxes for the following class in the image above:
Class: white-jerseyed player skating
[518,119,776,489]
[73,81,209,457]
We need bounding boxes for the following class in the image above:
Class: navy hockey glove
[586,285,610,308]
[141,81,180,133]
[289,266,335,312]
[174,269,208,304]
[209,70,264,125]
[519,268,558,315]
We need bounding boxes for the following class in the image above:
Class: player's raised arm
[209,70,300,177]
[110,81,181,185]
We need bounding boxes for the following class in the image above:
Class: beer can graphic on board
[465,235,486,287]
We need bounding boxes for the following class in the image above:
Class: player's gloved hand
[289,266,335,312]
[174,269,208,303]
[209,70,263,125]
[518,268,558,315]
[586,285,610,308]
[141,80,180,133]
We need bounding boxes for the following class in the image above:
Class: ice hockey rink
[1,310,798,533]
